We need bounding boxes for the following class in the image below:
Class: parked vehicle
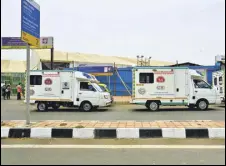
[212,70,225,103]
[131,67,222,111]
[26,70,112,112]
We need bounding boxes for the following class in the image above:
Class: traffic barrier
[2,127,224,139]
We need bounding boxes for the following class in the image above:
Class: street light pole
[26,43,31,125]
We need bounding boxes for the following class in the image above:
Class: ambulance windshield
[92,83,103,92]
[193,79,212,89]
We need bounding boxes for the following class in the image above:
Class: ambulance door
[60,72,73,101]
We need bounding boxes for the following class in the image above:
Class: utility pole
[136,55,151,66]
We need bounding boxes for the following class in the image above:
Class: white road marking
[1,145,225,149]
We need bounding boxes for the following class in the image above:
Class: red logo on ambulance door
[44,78,52,85]
[156,76,165,83]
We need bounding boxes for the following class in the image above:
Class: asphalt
[1,139,225,165]
[1,98,225,121]
[1,148,225,165]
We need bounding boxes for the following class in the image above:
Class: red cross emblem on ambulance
[156,76,165,83]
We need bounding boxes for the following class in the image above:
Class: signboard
[21,0,40,47]
[64,66,114,76]
[1,37,53,49]
[78,66,113,73]
[79,66,114,76]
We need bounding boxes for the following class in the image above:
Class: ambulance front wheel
[148,101,160,111]
[81,101,93,112]
[197,99,209,110]
[37,102,48,112]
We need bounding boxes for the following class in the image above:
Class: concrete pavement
[1,99,225,121]
[2,120,225,128]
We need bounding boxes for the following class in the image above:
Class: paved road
[1,139,225,165]
[2,148,225,165]
[1,98,225,121]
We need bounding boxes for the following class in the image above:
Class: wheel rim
[199,101,207,110]
[39,103,46,111]
[83,103,91,111]
[150,102,158,111]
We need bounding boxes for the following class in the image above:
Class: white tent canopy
[1,50,174,72]
[31,49,174,69]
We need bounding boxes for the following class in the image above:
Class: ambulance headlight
[104,95,108,99]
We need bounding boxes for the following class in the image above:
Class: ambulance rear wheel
[37,102,48,112]
[148,101,159,111]
[81,102,93,112]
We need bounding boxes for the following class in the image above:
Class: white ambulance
[131,67,222,111]
[27,70,112,112]
[212,70,225,103]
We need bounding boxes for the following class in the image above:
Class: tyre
[52,103,60,110]
[37,102,48,112]
[197,100,209,110]
[81,102,93,112]
[148,101,159,111]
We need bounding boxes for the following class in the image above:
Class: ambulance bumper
[215,98,222,105]
[23,100,36,104]
[99,100,112,107]
[221,97,225,103]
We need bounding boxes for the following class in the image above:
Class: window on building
[42,62,70,70]
[220,87,223,93]
[214,77,217,86]
[30,75,42,85]
[219,76,223,85]
[139,73,154,83]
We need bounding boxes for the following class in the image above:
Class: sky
[1,0,225,65]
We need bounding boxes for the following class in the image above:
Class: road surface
[1,98,225,121]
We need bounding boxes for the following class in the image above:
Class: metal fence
[96,67,133,96]
[1,73,25,95]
